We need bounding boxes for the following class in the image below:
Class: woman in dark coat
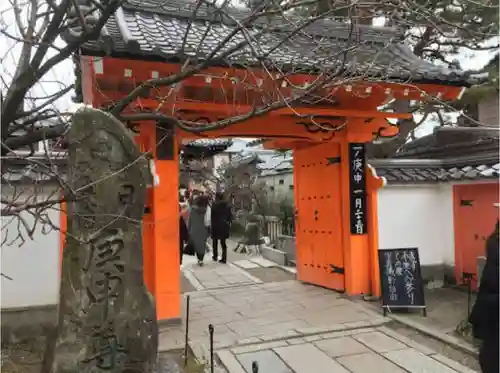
[179,214,189,265]
[210,192,232,263]
[469,220,499,373]
[187,195,210,266]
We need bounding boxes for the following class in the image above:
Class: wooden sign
[348,143,367,235]
[378,248,427,316]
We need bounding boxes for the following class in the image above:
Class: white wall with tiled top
[377,184,455,278]
[1,185,61,309]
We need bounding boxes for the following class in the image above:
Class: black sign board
[378,248,427,316]
[348,143,367,235]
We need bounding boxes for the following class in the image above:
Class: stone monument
[45,108,158,372]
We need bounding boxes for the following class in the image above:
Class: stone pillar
[48,108,157,372]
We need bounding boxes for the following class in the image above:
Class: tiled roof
[371,158,500,183]
[394,127,500,160]
[77,0,482,86]
[221,153,264,170]
[2,154,67,184]
[259,156,293,176]
[182,138,233,148]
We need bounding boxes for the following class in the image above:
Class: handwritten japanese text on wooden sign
[348,143,367,235]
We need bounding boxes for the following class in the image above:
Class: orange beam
[92,57,464,102]
[130,100,412,120]
[175,116,399,142]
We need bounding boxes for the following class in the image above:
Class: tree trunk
[42,108,158,373]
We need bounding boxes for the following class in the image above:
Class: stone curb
[189,318,388,355]
[182,282,263,298]
[387,314,479,357]
[182,269,205,290]
[227,263,263,284]
[214,321,387,373]
[278,265,297,275]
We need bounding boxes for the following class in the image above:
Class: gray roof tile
[374,162,500,183]
[75,0,481,85]
[183,138,232,148]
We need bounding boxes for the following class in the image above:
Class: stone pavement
[217,324,477,373]
[182,258,262,291]
[359,287,479,358]
[159,280,385,352]
[361,287,474,335]
[165,254,479,372]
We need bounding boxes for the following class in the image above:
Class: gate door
[454,183,499,289]
[294,143,345,292]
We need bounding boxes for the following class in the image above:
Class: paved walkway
[162,254,478,373]
[182,255,263,291]
[218,324,476,373]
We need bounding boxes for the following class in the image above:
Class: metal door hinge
[326,157,341,165]
[330,265,345,274]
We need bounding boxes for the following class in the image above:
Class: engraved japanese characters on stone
[48,108,158,373]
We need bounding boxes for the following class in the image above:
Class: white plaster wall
[377,184,454,268]
[259,172,294,199]
[1,185,61,309]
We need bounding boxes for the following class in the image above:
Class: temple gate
[70,1,473,322]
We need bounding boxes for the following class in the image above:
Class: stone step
[288,260,296,267]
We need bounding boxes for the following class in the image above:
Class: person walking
[210,192,233,263]
[179,194,190,224]
[469,219,499,373]
[179,205,189,265]
[187,195,210,266]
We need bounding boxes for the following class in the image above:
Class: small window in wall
[279,179,284,185]
[289,185,294,190]
[270,186,275,191]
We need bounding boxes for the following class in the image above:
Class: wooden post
[366,165,385,297]
[340,134,370,295]
[138,122,181,321]
[151,123,181,321]
[59,200,66,274]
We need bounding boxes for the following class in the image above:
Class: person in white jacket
[204,193,212,254]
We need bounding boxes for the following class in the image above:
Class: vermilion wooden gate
[294,143,345,292]
[453,183,499,289]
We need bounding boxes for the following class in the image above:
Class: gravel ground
[1,338,45,373]
[2,339,203,373]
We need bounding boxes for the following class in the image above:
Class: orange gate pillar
[134,125,156,295]
[366,165,386,297]
[340,139,370,296]
[143,122,181,321]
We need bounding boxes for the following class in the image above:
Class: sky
[0,2,497,139]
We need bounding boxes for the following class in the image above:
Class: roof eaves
[76,1,481,87]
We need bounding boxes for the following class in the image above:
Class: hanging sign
[348,143,367,235]
[378,248,427,316]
